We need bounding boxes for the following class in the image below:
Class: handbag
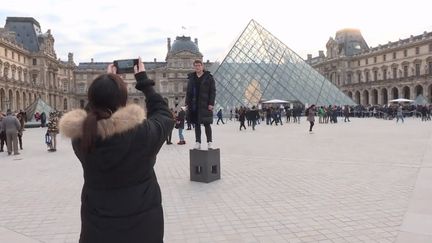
[45,132,52,146]
[174,120,180,129]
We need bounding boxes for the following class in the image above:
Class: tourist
[396,104,404,123]
[185,59,216,150]
[176,106,186,145]
[59,58,174,242]
[47,110,60,152]
[344,105,351,122]
[250,106,259,130]
[306,104,316,133]
[216,108,224,125]
[166,108,175,145]
[16,112,24,150]
[0,112,6,152]
[3,109,21,155]
[239,108,246,130]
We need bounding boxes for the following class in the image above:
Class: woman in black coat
[59,58,174,243]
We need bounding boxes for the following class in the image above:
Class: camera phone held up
[113,59,139,74]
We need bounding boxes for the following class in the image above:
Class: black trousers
[195,123,212,143]
[240,121,246,130]
[18,133,22,149]
[216,117,224,124]
[309,121,314,131]
[0,131,6,150]
[166,130,172,143]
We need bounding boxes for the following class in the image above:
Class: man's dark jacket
[185,71,216,124]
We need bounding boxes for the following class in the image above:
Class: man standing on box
[186,60,216,150]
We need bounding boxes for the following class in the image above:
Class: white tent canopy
[262,99,290,104]
[388,98,414,103]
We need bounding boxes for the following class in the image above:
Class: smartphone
[113,59,139,74]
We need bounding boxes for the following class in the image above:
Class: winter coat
[250,109,259,120]
[0,116,4,132]
[185,71,216,124]
[239,111,246,122]
[217,110,223,119]
[2,114,21,133]
[59,72,174,243]
[47,111,60,134]
[307,108,316,122]
[176,110,186,129]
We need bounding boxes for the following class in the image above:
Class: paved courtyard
[0,117,431,243]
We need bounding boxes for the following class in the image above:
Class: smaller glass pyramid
[213,20,355,110]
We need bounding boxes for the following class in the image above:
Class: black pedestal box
[189,149,220,183]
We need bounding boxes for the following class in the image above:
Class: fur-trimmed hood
[59,104,146,140]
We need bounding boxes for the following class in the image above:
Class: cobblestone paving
[0,118,430,242]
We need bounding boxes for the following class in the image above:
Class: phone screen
[117,60,135,69]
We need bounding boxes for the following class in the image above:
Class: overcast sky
[1,0,431,64]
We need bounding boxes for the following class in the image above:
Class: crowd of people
[3,54,431,242]
[0,109,26,155]
[3,102,430,156]
[206,102,432,133]
[0,109,62,155]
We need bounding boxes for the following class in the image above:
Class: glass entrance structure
[213,20,355,109]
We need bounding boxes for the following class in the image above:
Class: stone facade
[74,36,211,110]
[0,17,212,113]
[307,29,432,105]
[0,17,75,112]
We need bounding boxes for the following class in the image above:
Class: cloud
[2,0,432,65]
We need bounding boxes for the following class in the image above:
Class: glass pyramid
[213,20,355,110]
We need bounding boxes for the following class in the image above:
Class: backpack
[305,108,310,116]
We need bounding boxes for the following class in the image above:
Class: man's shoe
[194,142,201,150]
[208,142,213,150]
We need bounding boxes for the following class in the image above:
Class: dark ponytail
[80,74,127,153]
[81,112,98,153]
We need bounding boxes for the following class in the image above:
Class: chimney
[91,58,94,63]
[319,50,324,57]
[167,38,171,52]
[307,54,312,60]
[194,38,198,47]
[154,58,157,62]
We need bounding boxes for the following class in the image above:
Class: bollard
[189,149,221,183]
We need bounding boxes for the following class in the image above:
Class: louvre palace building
[0,17,76,112]
[307,29,432,106]
[75,36,211,110]
[0,16,209,112]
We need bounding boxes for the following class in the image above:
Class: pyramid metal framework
[213,20,355,109]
